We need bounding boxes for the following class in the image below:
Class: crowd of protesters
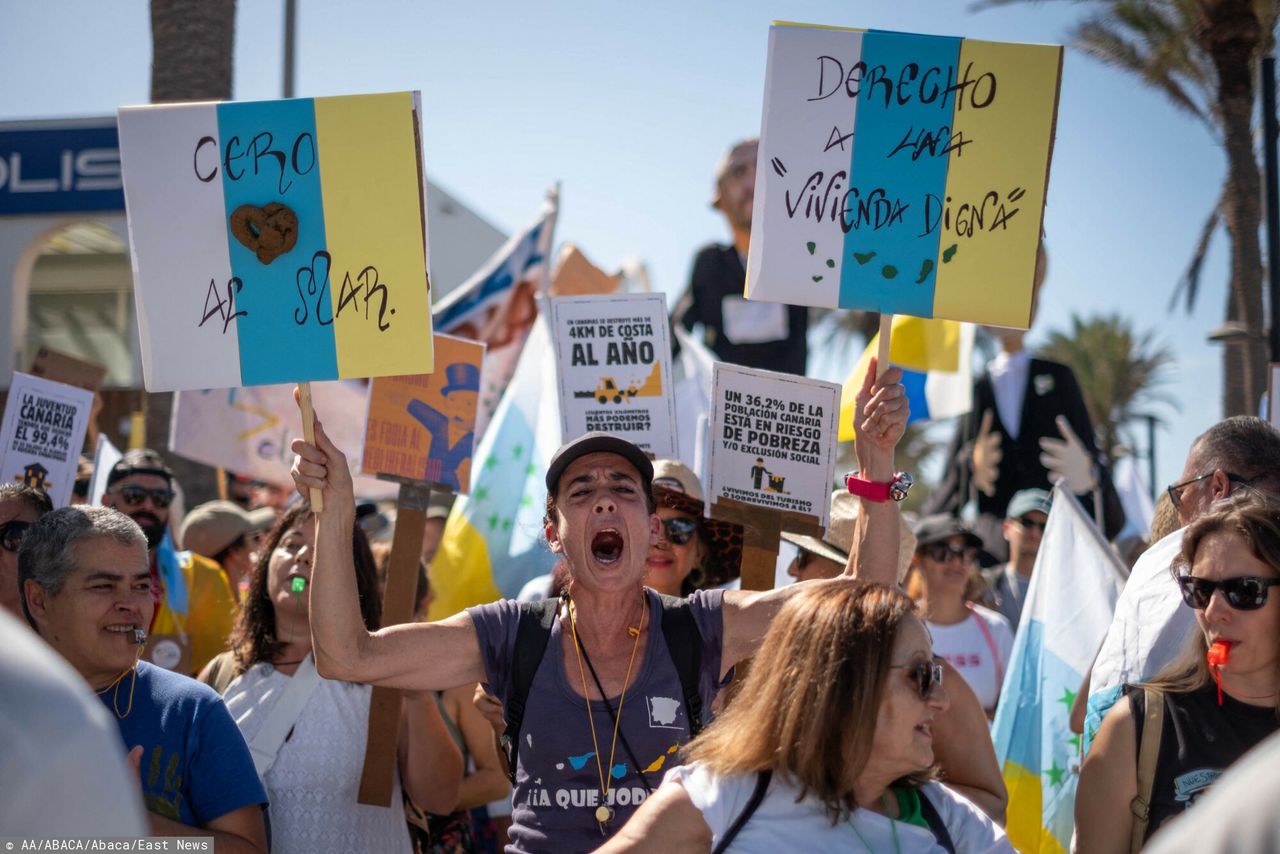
[4,138,1280,853]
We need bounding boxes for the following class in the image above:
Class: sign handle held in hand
[876,314,893,381]
[297,382,325,512]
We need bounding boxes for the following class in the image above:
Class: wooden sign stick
[876,313,893,380]
[710,497,825,592]
[297,381,324,512]
[358,479,436,806]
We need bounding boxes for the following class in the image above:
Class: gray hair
[17,505,148,630]
[1192,416,1280,497]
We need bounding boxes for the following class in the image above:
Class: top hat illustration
[441,362,481,397]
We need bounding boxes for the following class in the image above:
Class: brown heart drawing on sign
[230,202,299,265]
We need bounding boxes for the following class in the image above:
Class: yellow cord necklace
[568,591,645,834]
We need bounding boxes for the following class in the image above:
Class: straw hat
[780,490,918,583]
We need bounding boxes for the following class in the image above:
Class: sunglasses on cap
[890,659,944,701]
[661,517,699,546]
[109,485,176,509]
[0,520,30,553]
[924,542,977,564]
[1176,575,1280,611]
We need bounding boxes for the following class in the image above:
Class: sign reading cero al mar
[363,334,486,494]
[0,373,94,508]
[707,363,839,527]
[746,23,1062,329]
[550,293,677,457]
[117,92,434,391]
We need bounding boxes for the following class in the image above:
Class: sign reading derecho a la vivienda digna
[707,363,839,528]
[746,23,1062,329]
[117,91,434,391]
[0,373,94,508]
[550,293,677,458]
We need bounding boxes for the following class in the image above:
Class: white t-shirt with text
[927,606,1014,711]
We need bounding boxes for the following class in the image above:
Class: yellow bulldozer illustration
[573,363,663,404]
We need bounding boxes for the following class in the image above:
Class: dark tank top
[1129,684,1279,840]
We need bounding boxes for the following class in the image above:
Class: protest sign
[550,293,676,456]
[117,91,434,391]
[28,346,108,393]
[0,373,94,507]
[89,433,123,507]
[708,363,840,527]
[746,23,1062,328]
[169,381,394,498]
[362,334,486,493]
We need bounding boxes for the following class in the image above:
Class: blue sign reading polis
[0,119,124,216]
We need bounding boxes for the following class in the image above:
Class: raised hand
[290,387,354,514]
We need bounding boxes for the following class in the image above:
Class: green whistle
[291,577,307,593]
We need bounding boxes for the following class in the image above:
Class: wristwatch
[845,471,913,502]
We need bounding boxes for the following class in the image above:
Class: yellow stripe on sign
[313,92,434,378]
[425,514,503,621]
[933,40,1062,330]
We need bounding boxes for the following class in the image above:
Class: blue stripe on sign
[901,368,929,422]
[219,98,338,385]
[839,30,960,317]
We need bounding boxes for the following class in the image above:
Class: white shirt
[667,762,1011,853]
[0,609,148,836]
[928,607,1015,711]
[987,350,1030,440]
[226,663,412,854]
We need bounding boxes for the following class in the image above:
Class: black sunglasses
[890,659,944,701]
[1016,516,1046,533]
[1177,575,1280,611]
[1167,471,1253,512]
[924,542,977,564]
[661,517,699,546]
[0,520,30,553]
[110,485,176,509]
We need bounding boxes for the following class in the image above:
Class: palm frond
[1167,194,1223,313]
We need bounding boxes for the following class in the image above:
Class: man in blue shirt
[19,505,267,851]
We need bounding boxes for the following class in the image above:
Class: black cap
[106,449,174,487]
[545,432,653,496]
[912,514,984,549]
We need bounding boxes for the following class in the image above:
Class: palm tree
[980,0,1275,417]
[1039,313,1177,461]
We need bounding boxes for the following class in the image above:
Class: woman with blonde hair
[598,580,1011,852]
[1076,492,1280,851]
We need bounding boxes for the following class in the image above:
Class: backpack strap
[711,770,771,854]
[1130,687,1165,852]
[918,788,957,854]
[656,593,704,737]
[500,598,560,785]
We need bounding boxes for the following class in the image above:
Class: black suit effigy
[923,357,1126,562]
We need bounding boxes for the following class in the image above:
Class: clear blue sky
[4,0,1239,492]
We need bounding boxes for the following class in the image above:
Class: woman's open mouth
[591,529,624,565]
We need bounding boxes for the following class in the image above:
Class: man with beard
[674,138,808,375]
[102,450,237,676]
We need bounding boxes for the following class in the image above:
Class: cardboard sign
[0,373,95,507]
[550,294,677,456]
[28,347,108,393]
[707,363,839,526]
[362,334,486,493]
[117,91,434,391]
[169,381,392,498]
[746,23,1062,328]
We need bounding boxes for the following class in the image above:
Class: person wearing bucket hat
[647,459,742,596]
[782,490,917,585]
[291,361,1010,848]
[181,499,277,601]
[909,515,1014,716]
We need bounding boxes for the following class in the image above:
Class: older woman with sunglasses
[598,580,1012,853]
[1076,492,1280,851]
[907,515,1013,716]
